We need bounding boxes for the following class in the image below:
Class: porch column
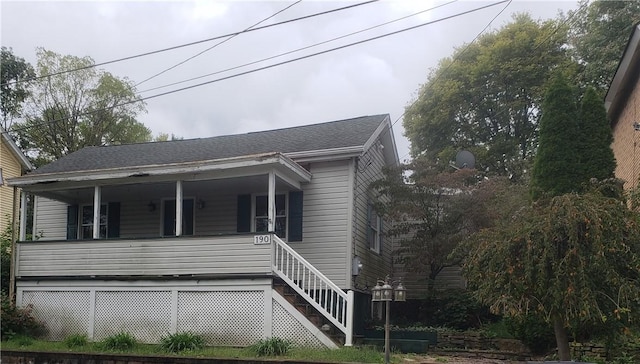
[175,180,183,236]
[92,186,101,239]
[19,191,27,241]
[268,171,275,233]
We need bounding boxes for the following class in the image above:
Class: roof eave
[1,127,34,171]
[605,23,640,123]
[8,152,311,188]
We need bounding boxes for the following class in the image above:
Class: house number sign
[254,235,271,245]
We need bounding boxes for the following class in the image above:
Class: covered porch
[12,152,311,243]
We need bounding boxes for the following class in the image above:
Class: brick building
[605,22,640,191]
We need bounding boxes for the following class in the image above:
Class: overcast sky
[1,0,579,161]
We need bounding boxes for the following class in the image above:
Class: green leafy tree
[577,87,616,183]
[404,14,575,180]
[567,0,640,90]
[371,159,526,294]
[14,48,151,166]
[530,75,580,200]
[463,190,640,361]
[1,47,35,130]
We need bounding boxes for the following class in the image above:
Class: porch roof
[8,152,312,192]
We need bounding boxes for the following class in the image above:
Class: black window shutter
[183,199,194,235]
[288,191,303,242]
[66,205,79,240]
[237,194,251,233]
[107,202,120,238]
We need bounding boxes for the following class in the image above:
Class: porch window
[367,203,382,253]
[66,202,120,240]
[163,199,194,236]
[81,204,107,239]
[255,194,286,238]
[236,191,303,242]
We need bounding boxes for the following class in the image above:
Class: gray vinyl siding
[352,140,392,291]
[33,196,67,241]
[16,235,271,277]
[295,160,350,288]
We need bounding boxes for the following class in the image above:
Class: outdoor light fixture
[633,121,640,131]
[371,276,408,364]
[147,201,156,212]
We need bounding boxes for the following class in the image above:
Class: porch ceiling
[10,153,311,200]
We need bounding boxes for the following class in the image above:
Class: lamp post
[372,276,406,364]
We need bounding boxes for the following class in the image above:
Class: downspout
[9,186,18,302]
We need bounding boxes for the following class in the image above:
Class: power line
[357,0,513,193]
[138,0,458,95]
[395,0,590,164]
[6,0,509,136]
[135,0,301,87]
[0,0,378,88]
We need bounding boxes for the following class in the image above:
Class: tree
[371,159,526,294]
[530,75,580,200]
[577,87,616,183]
[567,0,640,91]
[1,47,35,130]
[403,14,576,180]
[463,190,640,361]
[13,48,151,166]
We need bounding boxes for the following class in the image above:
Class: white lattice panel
[272,299,324,348]
[20,291,90,341]
[94,291,171,343]
[177,291,264,346]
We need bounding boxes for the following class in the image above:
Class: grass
[2,337,391,363]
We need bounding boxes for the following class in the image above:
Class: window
[255,194,286,238]
[367,203,382,253]
[81,204,107,239]
[163,199,194,236]
[236,192,302,242]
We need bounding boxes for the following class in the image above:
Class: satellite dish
[455,150,475,169]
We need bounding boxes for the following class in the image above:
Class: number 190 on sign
[254,235,271,245]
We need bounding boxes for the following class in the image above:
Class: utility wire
[6,0,509,136]
[356,0,513,193]
[1,0,378,88]
[135,0,301,87]
[138,0,458,94]
[394,0,590,164]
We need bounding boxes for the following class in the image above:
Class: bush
[1,294,45,341]
[160,331,205,353]
[390,290,498,330]
[100,332,136,351]
[504,314,555,354]
[64,333,89,348]
[250,337,292,356]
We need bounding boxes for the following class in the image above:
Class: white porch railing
[272,235,354,346]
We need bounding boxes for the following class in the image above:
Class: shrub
[100,332,136,351]
[160,331,205,353]
[250,337,292,356]
[64,333,89,348]
[504,314,555,354]
[1,294,45,340]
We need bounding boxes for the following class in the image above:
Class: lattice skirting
[16,279,333,348]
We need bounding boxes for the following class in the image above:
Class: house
[605,21,640,192]
[0,126,34,232]
[6,114,398,347]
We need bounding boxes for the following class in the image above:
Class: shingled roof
[30,114,389,175]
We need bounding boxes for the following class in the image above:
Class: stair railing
[272,234,354,346]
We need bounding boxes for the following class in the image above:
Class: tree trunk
[552,313,570,361]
